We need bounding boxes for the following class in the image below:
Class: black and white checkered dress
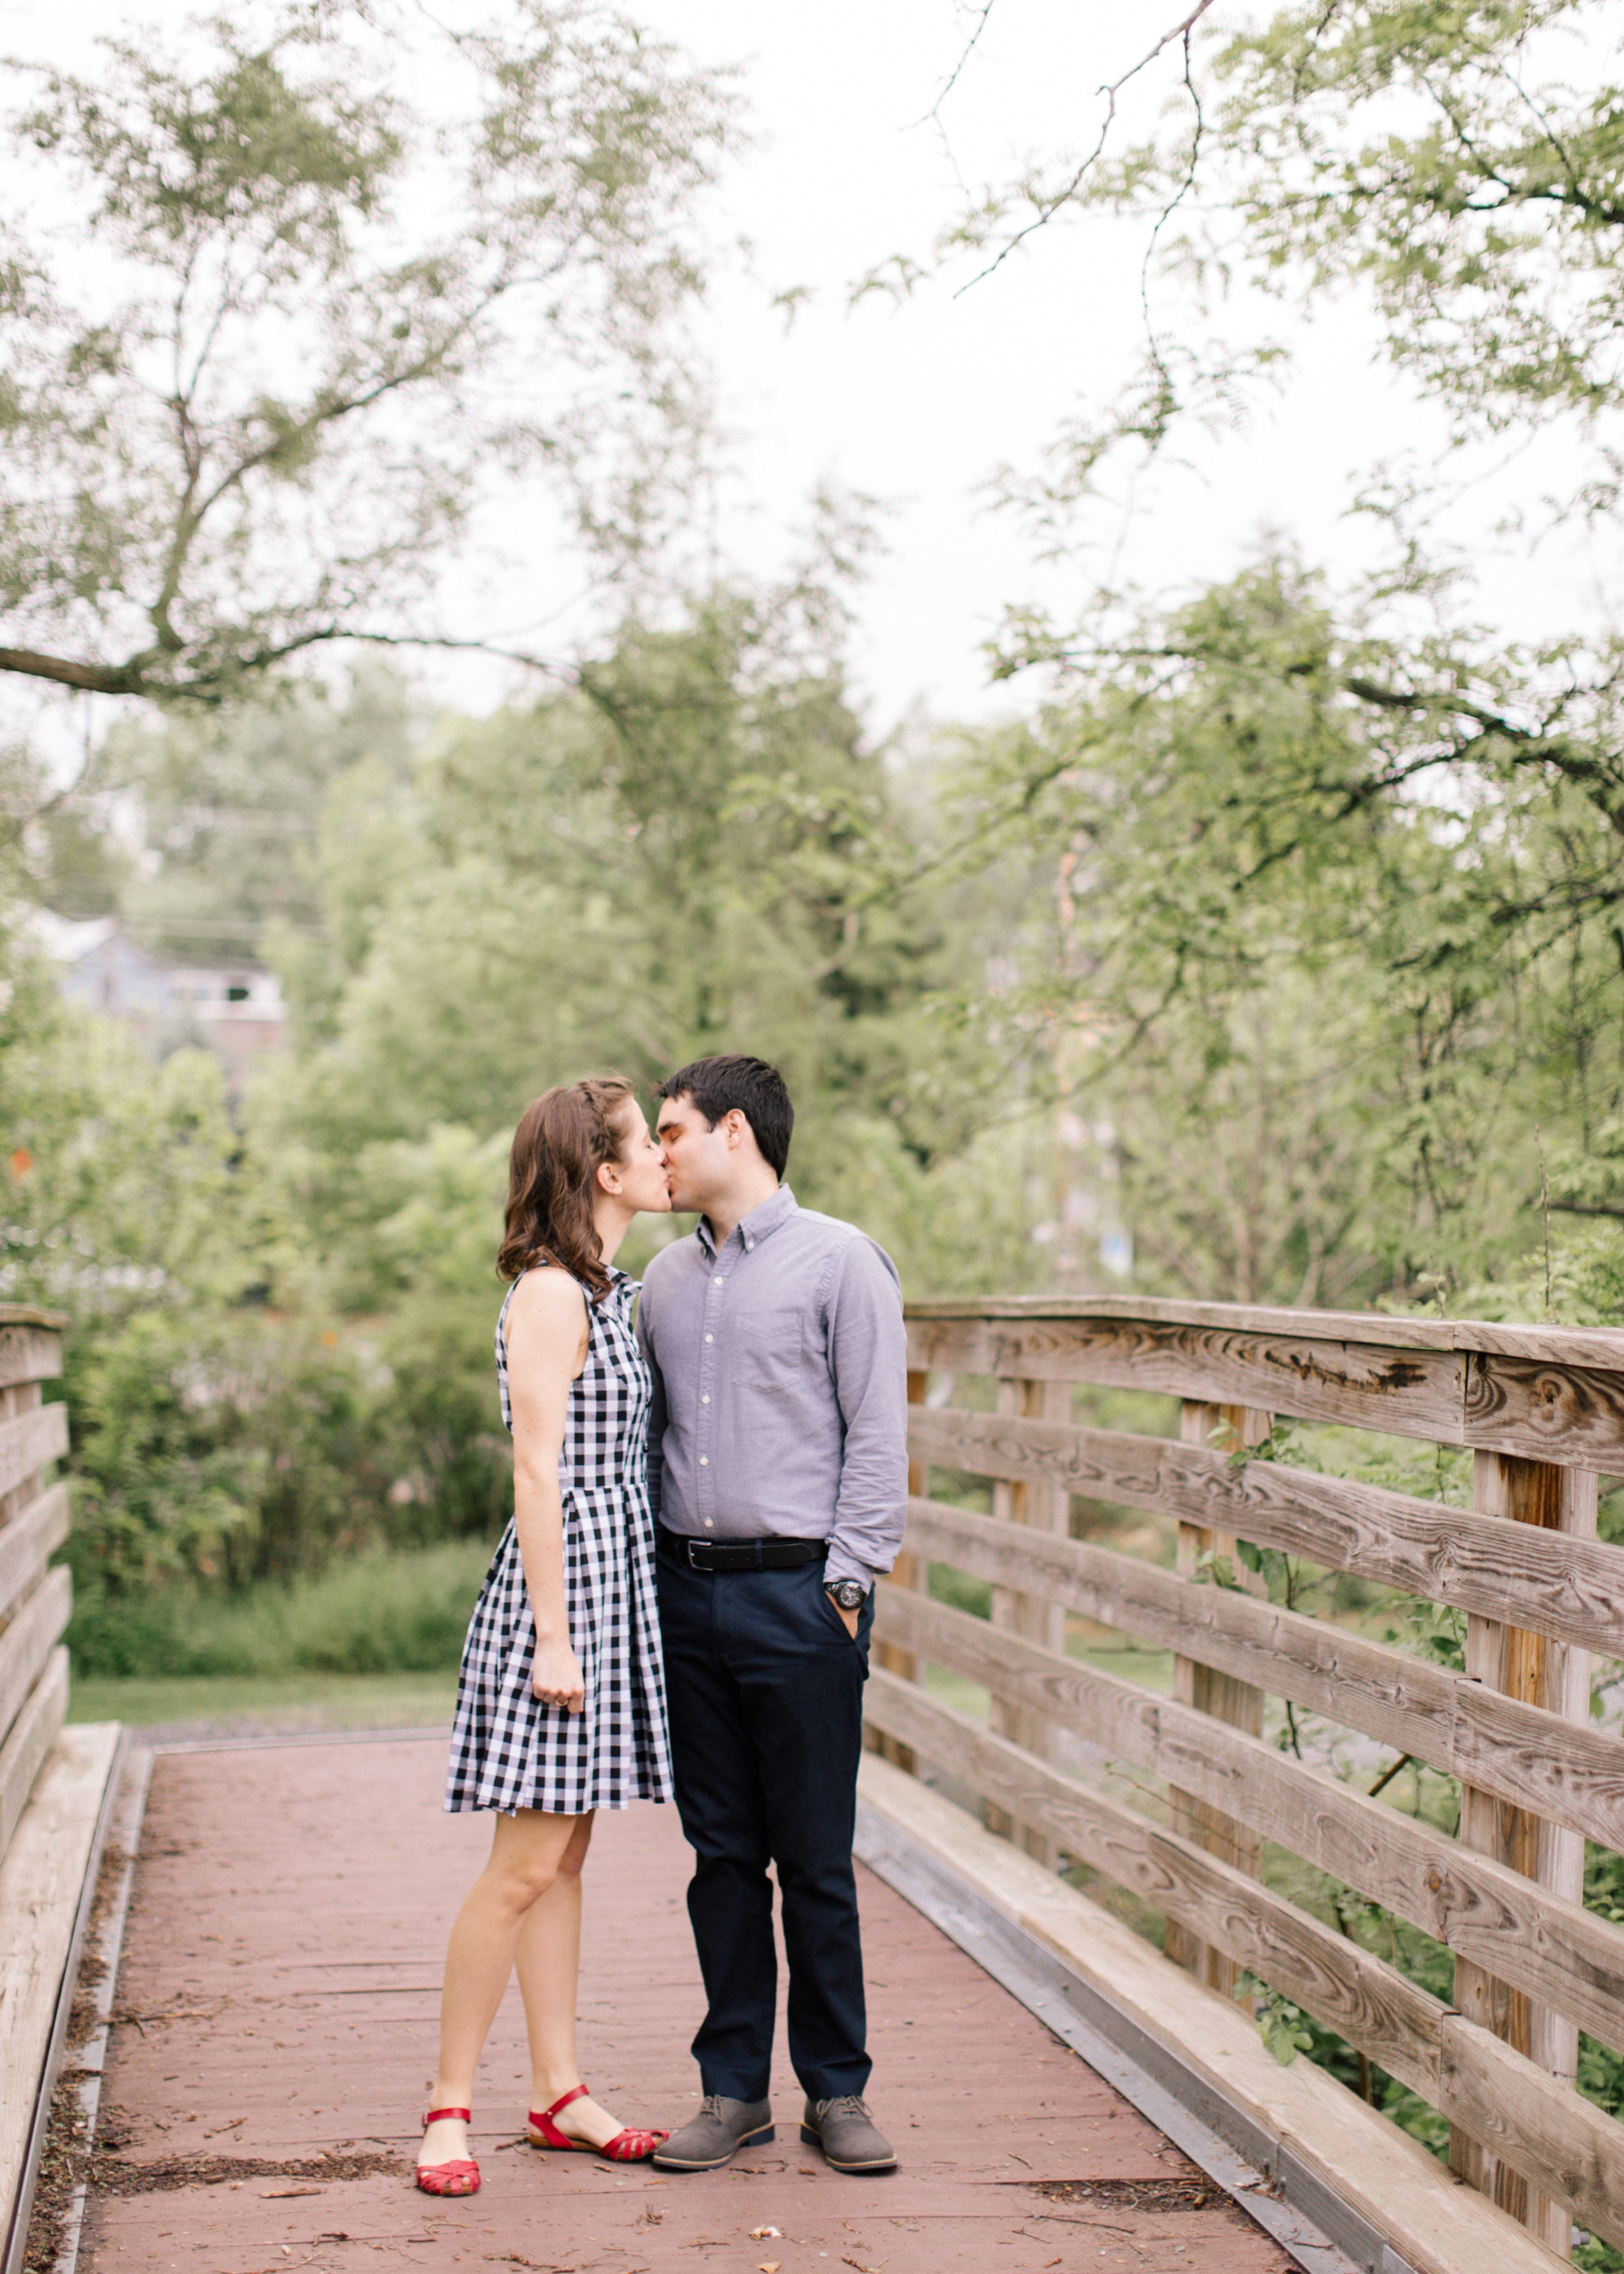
[443,1268,672,1815]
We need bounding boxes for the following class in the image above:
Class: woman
[416,1075,673,2198]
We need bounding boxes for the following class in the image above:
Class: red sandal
[417,2106,481,2197]
[527,2083,668,2164]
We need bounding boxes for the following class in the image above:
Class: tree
[0,0,734,707]
[947,556,1624,1300]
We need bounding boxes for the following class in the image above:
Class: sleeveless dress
[443,1267,672,1814]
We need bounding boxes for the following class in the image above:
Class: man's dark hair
[659,1055,794,1178]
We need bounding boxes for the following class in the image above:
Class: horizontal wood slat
[0,1645,67,1866]
[905,1293,1624,1370]
[0,1404,67,1505]
[0,1487,70,1628]
[901,1495,1624,1853]
[907,1316,1466,1439]
[910,1407,1624,1654]
[863,1666,1445,2095]
[907,1313,1624,1461]
[877,1590,1624,2058]
[1440,2014,1624,2255]
[0,1567,71,1757]
[864,1670,1624,2259]
[0,1327,62,1392]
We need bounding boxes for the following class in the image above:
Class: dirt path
[80,1733,1294,2274]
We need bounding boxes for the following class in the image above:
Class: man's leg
[719,1563,875,2103]
[657,1553,778,2099]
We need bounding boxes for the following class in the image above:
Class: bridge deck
[79,1732,1293,2274]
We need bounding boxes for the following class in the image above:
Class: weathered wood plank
[0,1326,62,1393]
[905,1316,1467,1438]
[987,1376,1071,1862]
[1450,1455,1596,2249]
[0,1565,71,1757]
[0,1645,68,1866]
[872,1589,1624,2058]
[0,1719,119,2257]
[0,1486,70,1627]
[862,1667,1448,2099]
[862,1754,1596,2274]
[905,1292,1624,1372]
[1441,2012,1624,2257]
[909,1407,1624,1654]
[1466,1350,1624,1463]
[1167,1399,1263,1995]
[0,1403,67,1505]
[905,1493,1624,1854]
[870,1371,928,1775]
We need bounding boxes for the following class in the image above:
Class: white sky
[7,0,1618,745]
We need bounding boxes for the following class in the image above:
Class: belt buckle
[685,1538,705,1571]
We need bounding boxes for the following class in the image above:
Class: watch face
[831,1581,865,1610]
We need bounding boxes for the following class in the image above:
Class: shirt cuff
[822,1547,877,1593]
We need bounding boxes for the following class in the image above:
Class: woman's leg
[419,1809,586,2168]
[513,1813,631,2147]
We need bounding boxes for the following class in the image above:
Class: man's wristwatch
[826,1579,867,1612]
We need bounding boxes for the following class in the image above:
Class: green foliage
[952,553,1624,1308]
[1211,0,1624,446]
[1233,1974,1316,2065]
[0,0,736,706]
[69,1541,492,1680]
[928,1562,993,1621]
[5,590,1047,1678]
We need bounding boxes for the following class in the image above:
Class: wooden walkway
[76,1731,1294,2274]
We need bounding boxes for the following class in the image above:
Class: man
[637,1055,907,2177]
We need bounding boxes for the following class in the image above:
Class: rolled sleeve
[823,1238,909,1590]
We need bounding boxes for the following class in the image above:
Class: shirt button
[702,1394,710,1404]
[714,1276,723,1286]
[699,1456,709,1466]
[704,1334,713,1344]
[703,1518,714,1528]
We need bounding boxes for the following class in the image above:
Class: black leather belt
[658,1524,826,1573]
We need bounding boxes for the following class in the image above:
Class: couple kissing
[417,1054,907,2195]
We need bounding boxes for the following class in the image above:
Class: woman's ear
[596,1158,623,1195]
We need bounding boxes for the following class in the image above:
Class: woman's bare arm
[503,1269,592,1710]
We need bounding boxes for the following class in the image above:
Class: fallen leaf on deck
[259,2187,322,2199]
[758,2262,780,2272]
[749,2229,782,2241]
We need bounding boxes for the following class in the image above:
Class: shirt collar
[698,1182,797,1259]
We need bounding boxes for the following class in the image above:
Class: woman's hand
[532,1637,585,1712]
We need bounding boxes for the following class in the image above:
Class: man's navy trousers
[655,1544,875,2106]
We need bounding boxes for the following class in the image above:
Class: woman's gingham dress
[444,1269,672,1814]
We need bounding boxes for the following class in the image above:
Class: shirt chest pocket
[727,1297,817,1387]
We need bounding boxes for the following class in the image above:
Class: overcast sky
[11,0,1618,741]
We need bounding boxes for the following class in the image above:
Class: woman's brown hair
[497,1075,637,1299]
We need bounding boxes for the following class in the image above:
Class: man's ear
[722,1109,748,1151]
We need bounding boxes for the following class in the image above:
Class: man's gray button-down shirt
[636,1184,909,1591]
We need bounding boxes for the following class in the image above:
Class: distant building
[37,917,287,1090]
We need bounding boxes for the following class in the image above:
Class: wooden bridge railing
[0,1305,71,1853]
[866,1295,1624,2262]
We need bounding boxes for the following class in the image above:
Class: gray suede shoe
[800,2095,896,2173]
[651,2095,774,2172]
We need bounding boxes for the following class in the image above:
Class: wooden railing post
[1449,1451,1596,2254]
[987,1374,1071,1862]
[1164,1399,1269,1992]
[871,1368,931,1772]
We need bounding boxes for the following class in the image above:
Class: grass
[69,1667,458,1735]
[68,1537,495,1680]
